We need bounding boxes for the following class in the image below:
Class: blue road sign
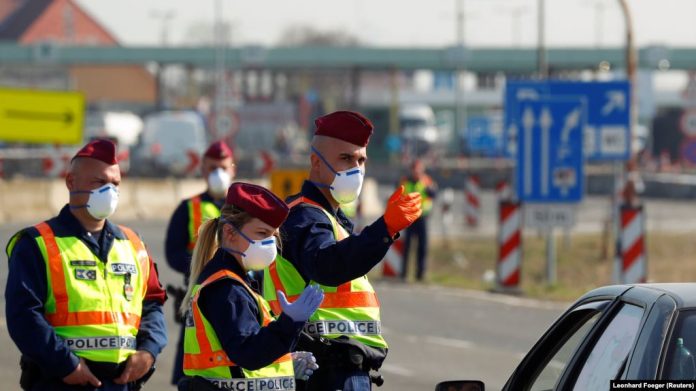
[505,80,631,161]
[466,115,503,156]
[516,97,586,203]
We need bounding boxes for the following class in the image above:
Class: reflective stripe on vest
[33,222,149,363]
[263,197,387,348]
[205,376,295,390]
[187,196,222,251]
[183,269,294,383]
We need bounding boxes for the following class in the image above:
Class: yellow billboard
[0,88,85,144]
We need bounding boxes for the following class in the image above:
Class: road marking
[424,336,474,349]
[373,281,569,311]
[380,363,414,377]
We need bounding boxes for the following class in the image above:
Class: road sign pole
[612,161,622,284]
[546,228,556,285]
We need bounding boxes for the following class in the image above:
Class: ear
[310,153,321,175]
[65,172,74,191]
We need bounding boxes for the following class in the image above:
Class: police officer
[178,182,323,391]
[5,139,168,391]
[263,111,423,390]
[165,140,235,385]
[400,159,437,282]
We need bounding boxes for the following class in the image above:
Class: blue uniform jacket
[5,205,168,380]
[195,248,304,370]
[165,191,224,277]
[281,181,395,287]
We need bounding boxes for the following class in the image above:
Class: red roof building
[0,0,156,105]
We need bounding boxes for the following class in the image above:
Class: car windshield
[662,309,696,380]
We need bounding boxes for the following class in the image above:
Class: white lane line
[373,281,569,310]
[424,336,474,349]
[380,363,414,377]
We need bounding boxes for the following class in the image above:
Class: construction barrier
[496,200,522,291]
[620,204,647,284]
[465,175,481,227]
[495,180,512,202]
[382,239,404,278]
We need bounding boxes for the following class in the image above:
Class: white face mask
[208,168,232,198]
[224,223,277,271]
[71,183,119,220]
[311,146,364,204]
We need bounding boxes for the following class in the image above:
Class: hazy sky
[75,0,696,48]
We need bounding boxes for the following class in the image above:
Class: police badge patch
[75,269,97,280]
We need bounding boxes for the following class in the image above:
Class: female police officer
[177,182,323,390]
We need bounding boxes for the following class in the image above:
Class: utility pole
[150,9,175,109]
[537,0,548,79]
[614,0,637,284]
[455,0,466,146]
[150,10,176,47]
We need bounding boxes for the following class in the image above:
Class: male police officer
[400,159,437,281]
[165,140,235,384]
[264,111,423,390]
[5,139,167,390]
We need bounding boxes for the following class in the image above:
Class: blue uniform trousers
[402,216,428,281]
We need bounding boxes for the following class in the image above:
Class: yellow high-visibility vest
[183,269,295,390]
[263,197,388,349]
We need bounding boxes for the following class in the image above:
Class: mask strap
[69,189,92,209]
[220,219,255,244]
[221,247,246,258]
[310,146,339,175]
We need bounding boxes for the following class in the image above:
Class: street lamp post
[614,0,637,284]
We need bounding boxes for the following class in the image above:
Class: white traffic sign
[524,204,577,229]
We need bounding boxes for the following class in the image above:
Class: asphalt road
[0,219,566,391]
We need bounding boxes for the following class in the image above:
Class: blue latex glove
[277,285,324,322]
[291,351,319,380]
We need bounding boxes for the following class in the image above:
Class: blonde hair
[179,204,282,316]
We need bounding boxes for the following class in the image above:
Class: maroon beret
[72,139,117,165]
[314,111,373,147]
[204,140,234,160]
[226,182,289,229]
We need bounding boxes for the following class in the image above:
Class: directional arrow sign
[504,80,630,161]
[516,97,586,203]
[0,88,84,145]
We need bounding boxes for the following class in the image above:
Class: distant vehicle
[84,111,143,148]
[84,111,144,173]
[399,104,442,157]
[437,284,696,390]
[133,110,208,177]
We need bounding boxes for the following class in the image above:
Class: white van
[135,110,208,176]
[399,104,442,157]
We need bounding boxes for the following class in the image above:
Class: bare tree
[276,25,361,47]
[182,20,236,46]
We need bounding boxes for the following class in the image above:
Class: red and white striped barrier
[382,239,404,278]
[496,201,522,290]
[495,180,512,202]
[43,153,70,178]
[465,175,481,227]
[620,205,647,284]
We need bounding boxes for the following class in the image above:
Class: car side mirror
[435,380,485,391]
